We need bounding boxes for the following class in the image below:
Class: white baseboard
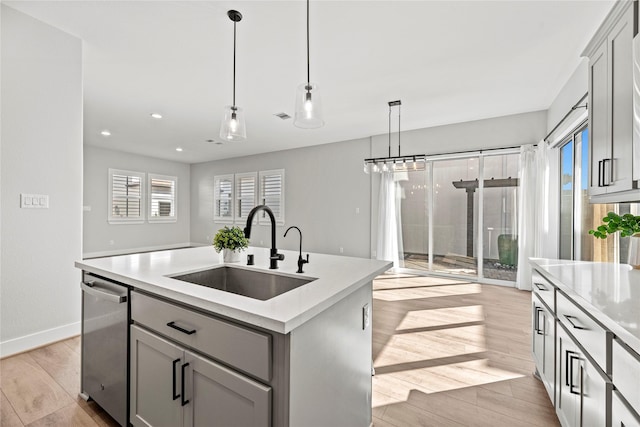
[1,321,81,358]
[83,242,192,259]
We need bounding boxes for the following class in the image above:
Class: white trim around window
[148,173,177,223]
[258,169,285,225]
[108,168,145,224]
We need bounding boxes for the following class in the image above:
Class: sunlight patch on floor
[395,305,485,330]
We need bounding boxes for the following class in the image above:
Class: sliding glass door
[398,149,520,284]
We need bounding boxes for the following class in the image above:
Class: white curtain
[516,142,550,290]
[377,171,404,269]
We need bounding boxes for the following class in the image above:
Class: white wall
[191,137,372,259]
[1,6,83,356]
[546,58,588,136]
[83,146,191,257]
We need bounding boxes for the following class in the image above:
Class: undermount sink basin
[170,266,316,301]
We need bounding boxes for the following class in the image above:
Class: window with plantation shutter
[108,168,145,224]
[214,174,234,223]
[148,174,177,223]
[234,172,257,222]
[259,169,285,225]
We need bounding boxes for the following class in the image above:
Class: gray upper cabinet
[585,1,635,202]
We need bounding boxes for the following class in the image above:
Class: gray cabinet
[532,293,555,402]
[130,325,271,427]
[556,325,609,427]
[586,1,636,202]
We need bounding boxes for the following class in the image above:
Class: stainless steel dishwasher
[80,272,130,427]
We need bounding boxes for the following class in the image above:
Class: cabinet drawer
[131,291,271,382]
[612,390,640,427]
[613,338,640,414]
[532,270,554,311]
[557,291,609,373]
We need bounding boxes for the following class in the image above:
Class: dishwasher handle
[81,281,127,304]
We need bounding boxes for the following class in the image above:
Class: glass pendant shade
[219,106,246,141]
[294,83,324,129]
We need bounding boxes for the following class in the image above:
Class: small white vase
[223,249,242,263]
[628,234,640,269]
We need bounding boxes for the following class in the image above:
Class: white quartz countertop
[530,258,640,355]
[76,246,391,334]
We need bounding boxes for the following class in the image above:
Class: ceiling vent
[274,112,291,120]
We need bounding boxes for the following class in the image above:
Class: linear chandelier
[364,100,426,173]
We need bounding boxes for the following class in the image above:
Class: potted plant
[589,212,640,268]
[213,226,249,263]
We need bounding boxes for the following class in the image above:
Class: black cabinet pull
[603,158,611,186]
[167,321,196,335]
[568,352,581,395]
[172,358,181,400]
[566,350,577,387]
[579,365,584,423]
[181,363,190,406]
[564,314,587,330]
[598,160,603,187]
[533,282,548,291]
[534,307,544,335]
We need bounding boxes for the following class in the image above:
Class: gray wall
[191,138,373,258]
[370,110,547,258]
[83,146,191,257]
[1,6,83,356]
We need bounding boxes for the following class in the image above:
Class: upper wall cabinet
[584,0,637,203]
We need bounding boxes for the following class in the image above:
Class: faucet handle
[270,253,285,261]
[304,254,309,264]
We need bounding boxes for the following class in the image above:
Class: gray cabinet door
[589,40,609,196]
[608,5,634,194]
[556,325,579,427]
[130,325,184,427]
[184,350,271,427]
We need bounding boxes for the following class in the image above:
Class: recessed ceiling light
[176,147,183,152]
[100,130,111,136]
[150,113,163,119]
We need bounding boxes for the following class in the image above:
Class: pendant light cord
[233,20,237,108]
[398,104,401,157]
[307,0,310,85]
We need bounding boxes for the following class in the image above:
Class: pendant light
[294,0,324,129]
[220,10,246,141]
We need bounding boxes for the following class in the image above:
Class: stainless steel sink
[170,266,315,301]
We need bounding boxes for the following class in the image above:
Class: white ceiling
[6,0,615,164]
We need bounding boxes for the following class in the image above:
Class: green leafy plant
[212,226,249,252]
[589,212,640,239]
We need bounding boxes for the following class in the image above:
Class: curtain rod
[544,92,588,142]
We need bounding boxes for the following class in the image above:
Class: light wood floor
[1,275,559,426]
[372,273,560,426]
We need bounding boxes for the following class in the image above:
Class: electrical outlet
[362,304,370,330]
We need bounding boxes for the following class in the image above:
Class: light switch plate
[21,193,49,209]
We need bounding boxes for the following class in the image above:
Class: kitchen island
[77,246,391,427]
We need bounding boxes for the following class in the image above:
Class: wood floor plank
[24,403,98,427]
[372,276,559,426]
[0,353,73,425]
[1,391,25,427]
[30,341,80,398]
[62,336,81,355]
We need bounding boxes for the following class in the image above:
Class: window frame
[148,173,178,223]
[258,169,285,226]
[108,168,145,224]
[213,174,235,223]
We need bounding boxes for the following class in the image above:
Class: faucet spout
[245,205,284,269]
[284,226,309,274]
